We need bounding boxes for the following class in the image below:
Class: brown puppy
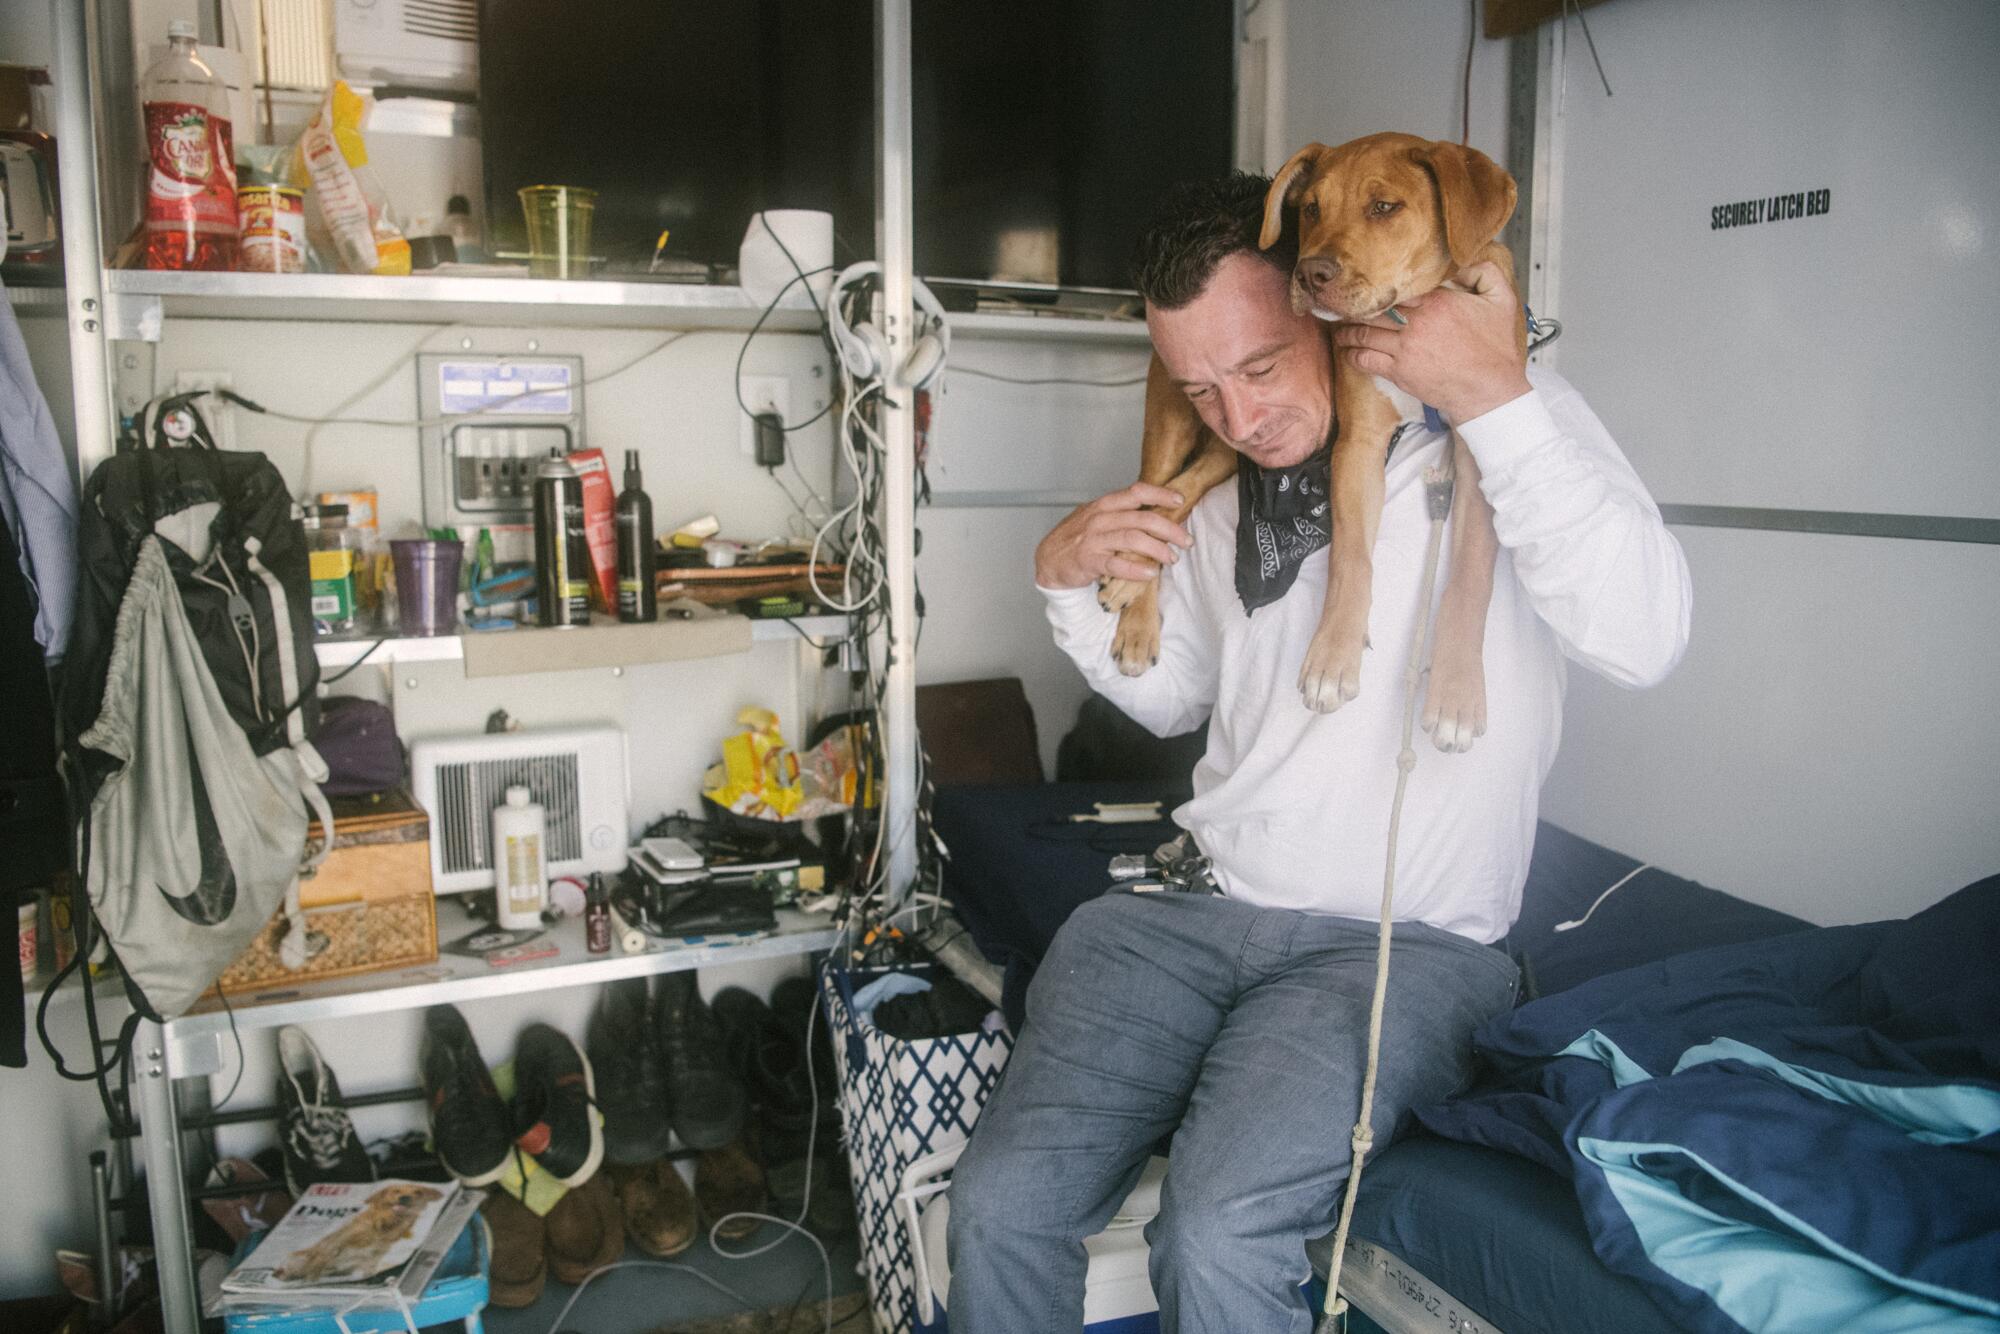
[1102,133,1520,750]
[275,1182,445,1283]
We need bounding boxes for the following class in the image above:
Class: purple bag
[313,696,406,796]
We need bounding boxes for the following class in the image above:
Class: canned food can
[237,184,306,273]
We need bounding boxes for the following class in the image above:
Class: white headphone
[827,261,951,390]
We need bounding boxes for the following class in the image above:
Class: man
[944,173,1691,1333]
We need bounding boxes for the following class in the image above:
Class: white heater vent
[411,727,628,892]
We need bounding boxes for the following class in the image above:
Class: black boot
[653,971,746,1151]
[712,985,817,1146]
[588,977,673,1166]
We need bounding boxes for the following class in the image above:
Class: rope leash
[1314,454,1459,1333]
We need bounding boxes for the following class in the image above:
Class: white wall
[1532,0,2000,923]
[1262,0,1513,168]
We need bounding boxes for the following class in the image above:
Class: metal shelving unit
[98,268,824,338]
[42,2,926,1328]
[311,613,851,670]
[166,900,840,1046]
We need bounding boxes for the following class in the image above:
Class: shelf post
[875,0,920,911]
[50,0,119,480]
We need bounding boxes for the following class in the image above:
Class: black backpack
[63,397,321,776]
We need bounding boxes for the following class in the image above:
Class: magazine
[221,1180,475,1307]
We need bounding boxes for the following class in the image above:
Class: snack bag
[706,707,803,819]
[288,82,411,276]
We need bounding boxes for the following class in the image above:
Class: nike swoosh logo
[160,706,238,925]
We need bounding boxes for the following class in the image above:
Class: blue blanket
[1417,875,2000,1333]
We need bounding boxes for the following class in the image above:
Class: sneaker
[588,978,673,1166]
[512,1022,603,1187]
[420,1005,513,1187]
[654,972,746,1151]
[276,1027,375,1195]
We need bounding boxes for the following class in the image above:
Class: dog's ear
[1260,144,1326,250]
[1410,141,1517,268]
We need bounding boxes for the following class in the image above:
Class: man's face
[1146,251,1334,470]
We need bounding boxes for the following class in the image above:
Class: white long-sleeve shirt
[1040,369,1691,943]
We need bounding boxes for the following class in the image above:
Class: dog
[1101,133,1521,752]
[274,1182,444,1283]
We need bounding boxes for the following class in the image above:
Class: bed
[931,780,1816,1334]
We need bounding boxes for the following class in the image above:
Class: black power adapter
[754,411,786,468]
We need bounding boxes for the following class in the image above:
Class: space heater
[409,727,628,893]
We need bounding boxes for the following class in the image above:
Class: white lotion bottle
[492,785,548,929]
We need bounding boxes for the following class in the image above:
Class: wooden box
[217,789,438,996]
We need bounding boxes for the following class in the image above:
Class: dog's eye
[1303,201,1320,222]
[1370,200,1402,218]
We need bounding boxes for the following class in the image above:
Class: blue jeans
[945,888,1520,1334]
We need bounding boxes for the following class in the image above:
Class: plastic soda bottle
[140,20,238,270]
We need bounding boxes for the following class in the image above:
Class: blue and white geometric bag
[824,965,1013,1334]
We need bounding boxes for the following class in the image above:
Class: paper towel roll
[739,209,834,306]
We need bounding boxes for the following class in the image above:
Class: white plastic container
[491,786,548,929]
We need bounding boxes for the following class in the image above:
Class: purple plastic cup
[390,539,463,637]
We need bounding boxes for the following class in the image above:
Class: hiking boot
[607,1158,697,1258]
[711,986,816,1141]
[695,1136,766,1241]
[654,972,745,1151]
[512,1022,603,1188]
[480,1189,546,1309]
[588,978,673,1166]
[420,1005,513,1187]
[544,1173,624,1285]
[770,974,840,1120]
[276,1027,374,1195]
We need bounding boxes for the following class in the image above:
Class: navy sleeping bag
[1417,874,2000,1334]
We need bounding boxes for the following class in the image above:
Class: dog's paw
[1111,601,1162,677]
[1298,625,1368,712]
[1422,639,1488,753]
[1098,574,1149,613]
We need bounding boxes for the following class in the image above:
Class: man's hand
[1332,260,1532,425]
[1035,483,1192,590]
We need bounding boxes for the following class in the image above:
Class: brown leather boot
[480,1190,546,1309]
[607,1158,697,1257]
[544,1173,625,1285]
[695,1137,766,1242]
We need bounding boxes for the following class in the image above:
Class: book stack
[213,1180,480,1317]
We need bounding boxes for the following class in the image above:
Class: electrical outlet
[174,370,235,452]
[739,375,791,459]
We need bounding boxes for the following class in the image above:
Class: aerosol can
[533,450,591,626]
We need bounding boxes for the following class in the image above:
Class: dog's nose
[1296,257,1338,292]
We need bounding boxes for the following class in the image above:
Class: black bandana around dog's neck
[1234,441,1332,613]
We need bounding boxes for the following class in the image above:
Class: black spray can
[533,451,591,626]
[615,449,657,622]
